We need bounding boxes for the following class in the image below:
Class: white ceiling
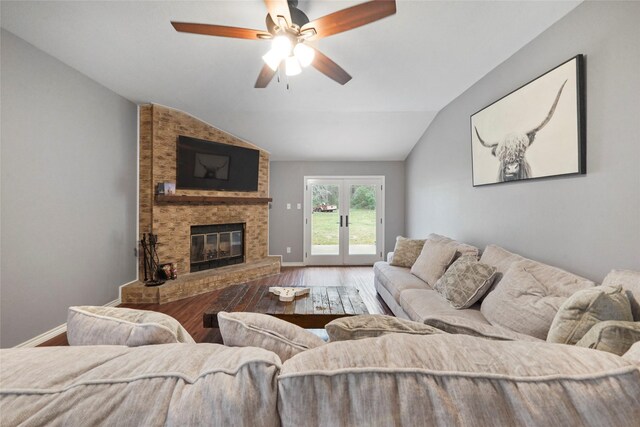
[1,1,581,160]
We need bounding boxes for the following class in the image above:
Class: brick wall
[139,105,271,276]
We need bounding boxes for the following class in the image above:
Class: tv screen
[176,136,260,191]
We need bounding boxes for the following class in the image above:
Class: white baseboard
[14,323,68,348]
[14,281,134,348]
[118,279,138,301]
[281,262,304,267]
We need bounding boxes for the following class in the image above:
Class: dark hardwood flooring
[39,266,390,346]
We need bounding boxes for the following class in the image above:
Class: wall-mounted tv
[176,135,260,191]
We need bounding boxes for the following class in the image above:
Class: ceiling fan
[171,0,396,88]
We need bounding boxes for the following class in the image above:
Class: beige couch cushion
[388,236,425,267]
[67,306,194,346]
[623,341,640,366]
[410,240,457,286]
[423,315,542,342]
[278,334,640,427]
[481,260,596,340]
[374,261,429,300]
[479,244,525,276]
[326,314,444,341]
[426,233,480,258]
[433,256,497,309]
[0,344,280,426]
[218,312,325,362]
[602,269,640,320]
[399,289,490,325]
[576,320,640,356]
[547,285,633,344]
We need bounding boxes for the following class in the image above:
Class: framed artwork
[470,55,585,186]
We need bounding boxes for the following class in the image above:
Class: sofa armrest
[576,320,640,356]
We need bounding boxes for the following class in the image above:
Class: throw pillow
[433,256,497,309]
[217,311,325,362]
[576,320,640,356]
[389,236,426,268]
[67,306,195,346]
[602,269,640,320]
[325,314,444,341]
[410,239,457,286]
[480,259,596,340]
[547,285,633,345]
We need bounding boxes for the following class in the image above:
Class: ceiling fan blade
[311,48,352,85]
[301,0,396,41]
[255,64,277,88]
[171,22,270,40]
[264,0,292,28]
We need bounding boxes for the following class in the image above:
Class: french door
[304,176,384,265]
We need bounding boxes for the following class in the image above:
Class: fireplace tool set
[140,233,166,286]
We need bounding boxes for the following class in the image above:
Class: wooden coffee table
[203,284,369,329]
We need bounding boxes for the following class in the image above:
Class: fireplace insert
[190,223,245,272]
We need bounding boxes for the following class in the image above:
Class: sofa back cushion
[278,334,640,427]
[479,244,525,276]
[67,306,194,346]
[218,312,325,362]
[602,269,640,320]
[547,285,633,345]
[481,260,596,340]
[427,233,479,259]
[0,344,281,426]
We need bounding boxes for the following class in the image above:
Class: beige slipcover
[218,311,325,362]
[481,260,595,339]
[67,306,194,346]
[278,334,640,427]
[0,344,280,426]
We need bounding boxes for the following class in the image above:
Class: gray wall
[269,161,405,263]
[406,2,640,282]
[1,30,138,347]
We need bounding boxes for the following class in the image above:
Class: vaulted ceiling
[1,1,580,160]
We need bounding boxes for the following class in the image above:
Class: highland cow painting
[471,55,585,186]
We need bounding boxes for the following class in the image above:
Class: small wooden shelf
[155,195,272,205]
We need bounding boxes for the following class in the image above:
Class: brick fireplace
[121,104,280,304]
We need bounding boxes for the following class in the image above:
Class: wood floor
[39,266,391,346]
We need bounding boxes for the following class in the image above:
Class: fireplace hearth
[190,223,244,272]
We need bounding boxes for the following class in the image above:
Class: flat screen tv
[176,135,260,191]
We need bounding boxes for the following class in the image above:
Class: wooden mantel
[155,195,272,205]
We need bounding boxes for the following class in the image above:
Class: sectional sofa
[374,234,640,347]
[2,235,640,426]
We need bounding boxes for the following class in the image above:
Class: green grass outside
[312,208,376,245]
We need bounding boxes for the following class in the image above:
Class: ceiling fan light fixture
[293,43,314,67]
[262,48,282,71]
[271,35,292,59]
[285,56,302,76]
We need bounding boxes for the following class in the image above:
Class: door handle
[346,215,349,227]
[340,215,343,227]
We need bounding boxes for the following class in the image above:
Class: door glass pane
[311,183,340,255]
[348,184,377,255]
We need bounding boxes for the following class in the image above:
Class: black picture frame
[470,54,586,186]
